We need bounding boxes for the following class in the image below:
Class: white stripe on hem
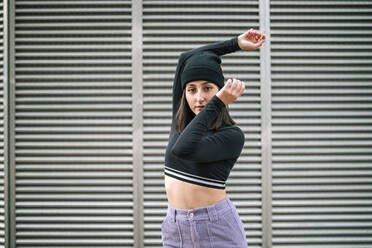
[164,168,225,188]
[165,166,225,183]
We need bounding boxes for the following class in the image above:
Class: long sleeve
[171,95,245,162]
[171,37,241,119]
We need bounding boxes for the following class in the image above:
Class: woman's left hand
[238,28,266,50]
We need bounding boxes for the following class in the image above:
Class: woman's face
[185,80,219,115]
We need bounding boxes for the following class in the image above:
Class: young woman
[162,28,266,247]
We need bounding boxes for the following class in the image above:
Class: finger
[255,32,261,40]
[253,30,263,38]
[252,35,265,48]
[241,81,246,95]
[238,80,244,93]
[247,29,255,39]
[232,79,242,93]
[231,78,238,90]
[226,78,232,87]
[234,80,241,94]
[251,30,261,42]
[257,35,266,46]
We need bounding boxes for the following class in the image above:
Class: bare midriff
[164,175,227,210]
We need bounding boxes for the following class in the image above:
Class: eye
[205,87,213,91]
[187,88,195,92]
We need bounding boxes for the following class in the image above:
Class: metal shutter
[142,1,263,247]
[1,0,5,246]
[14,1,134,247]
[271,1,372,247]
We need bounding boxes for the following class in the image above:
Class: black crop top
[164,36,245,189]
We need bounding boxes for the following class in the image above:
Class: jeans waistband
[166,196,234,222]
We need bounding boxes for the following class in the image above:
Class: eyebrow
[187,81,210,87]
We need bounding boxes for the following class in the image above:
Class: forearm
[171,95,225,158]
[181,37,241,58]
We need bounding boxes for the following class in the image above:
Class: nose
[196,91,206,103]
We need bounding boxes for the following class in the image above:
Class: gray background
[2,0,372,247]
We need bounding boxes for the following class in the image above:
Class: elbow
[171,146,195,161]
[171,147,180,157]
[171,145,184,158]
[171,149,188,160]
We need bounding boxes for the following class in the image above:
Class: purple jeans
[161,196,248,248]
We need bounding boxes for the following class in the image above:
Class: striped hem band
[164,166,226,189]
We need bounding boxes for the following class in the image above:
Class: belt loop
[171,207,177,222]
[207,205,218,222]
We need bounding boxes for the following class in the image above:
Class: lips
[196,106,204,110]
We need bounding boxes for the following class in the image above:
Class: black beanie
[181,51,224,90]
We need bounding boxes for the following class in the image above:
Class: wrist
[216,92,228,105]
[237,35,243,50]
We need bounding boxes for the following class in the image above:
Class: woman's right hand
[238,28,266,50]
[216,78,245,105]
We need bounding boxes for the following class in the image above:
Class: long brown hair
[175,89,236,134]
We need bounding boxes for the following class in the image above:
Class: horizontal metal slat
[16,7,131,13]
[17,1,129,5]
[16,179,133,186]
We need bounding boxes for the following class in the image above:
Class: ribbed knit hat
[181,51,224,90]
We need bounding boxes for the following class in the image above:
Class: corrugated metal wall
[14,0,134,247]
[270,1,372,247]
[1,0,371,248]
